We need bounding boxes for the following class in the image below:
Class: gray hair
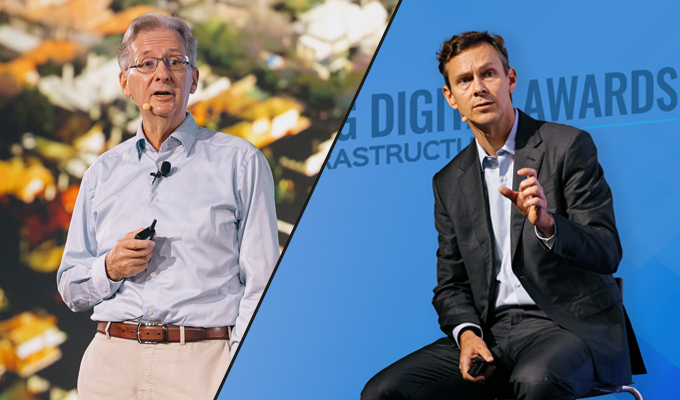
[116,13,198,72]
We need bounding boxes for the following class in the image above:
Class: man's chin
[148,106,178,118]
[468,114,498,128]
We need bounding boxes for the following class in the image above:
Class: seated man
[57,13,279,400]
[361,31,644,400]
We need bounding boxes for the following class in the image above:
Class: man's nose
[154,60,171,81]
[473,78,487,96]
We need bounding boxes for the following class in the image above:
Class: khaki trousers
[77,332,231,400]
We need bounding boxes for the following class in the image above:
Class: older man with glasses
[57,13,279,399]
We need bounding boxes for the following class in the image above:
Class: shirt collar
[475,108,519,169]
[135,112,199,160]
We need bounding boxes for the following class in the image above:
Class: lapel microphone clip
[151,161,171,185]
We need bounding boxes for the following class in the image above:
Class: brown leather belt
[97,322,231,344]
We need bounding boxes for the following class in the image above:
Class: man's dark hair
[437,31,510,89]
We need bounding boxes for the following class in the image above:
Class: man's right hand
[459,329,495,382]
[105,228,155,282]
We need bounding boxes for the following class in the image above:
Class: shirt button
[503,176,508,181]
[515,282,521,287]
[153,197,159,202]
[148,309,154,316]
[150,272,157,278]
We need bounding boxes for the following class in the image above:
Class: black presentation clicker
[468,356,490,377]
[135,219,157,240]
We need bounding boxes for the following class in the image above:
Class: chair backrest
[615,277,647,375]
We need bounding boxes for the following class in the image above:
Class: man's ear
[119,71,131,97]
[442,85,458,110]
[190,67,199,94]
[507,66,517,95]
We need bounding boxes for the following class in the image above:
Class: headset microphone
[461,116,468,122]
[130,95,151,110]
[150,161,171,185]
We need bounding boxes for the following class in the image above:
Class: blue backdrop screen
[221,1,680,398]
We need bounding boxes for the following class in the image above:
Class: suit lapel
[457,144,495,313]
[511,112,545,262]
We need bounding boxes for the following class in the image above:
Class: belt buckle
[136,322,167,344]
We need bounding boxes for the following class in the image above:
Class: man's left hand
[498,168,554,237]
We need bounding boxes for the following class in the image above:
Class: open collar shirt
[57,113,279,354]
[475,108,536,309]
[452,109,557,346]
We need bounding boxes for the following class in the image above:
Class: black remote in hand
[468,356,489,377]
[135,219,157,240]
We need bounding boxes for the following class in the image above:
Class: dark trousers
[362,307,596,400]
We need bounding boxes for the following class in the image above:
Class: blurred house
[92,5,169,35]
[0,313,67,378]
[38,54,122,113]
[0,40,80,88]
[0,157,55,204]
[279,133,333,177]
[1,0,114,32]
[0,25,42,54]
[189,75,310,148]
[295,0,387,79]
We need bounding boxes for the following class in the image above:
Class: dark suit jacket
[431,110,644,386]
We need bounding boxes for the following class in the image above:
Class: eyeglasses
[128,55,192,73]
